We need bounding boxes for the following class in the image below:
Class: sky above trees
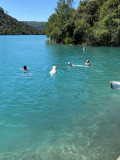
[0,0,80,21]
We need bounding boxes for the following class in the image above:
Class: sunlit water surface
[0,35,120,160]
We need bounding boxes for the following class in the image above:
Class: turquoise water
[0,35,120,160]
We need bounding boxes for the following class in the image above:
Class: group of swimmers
[49,60,92,75]
[21,61,115,90]
[21,60,91,74]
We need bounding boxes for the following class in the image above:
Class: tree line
[22,21,46,35]
[45,0,120,46]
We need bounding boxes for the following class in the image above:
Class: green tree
[46,0,74,43]
[46,0,120,46]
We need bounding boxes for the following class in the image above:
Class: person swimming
[83,47,86,51]
[68,62,87,67]
[85,60,90,66]
[68,62,73,66]
[20,65,30,72]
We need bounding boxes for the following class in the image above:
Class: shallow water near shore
[0,35,120,160]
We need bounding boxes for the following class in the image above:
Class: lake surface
[0,35,120,160]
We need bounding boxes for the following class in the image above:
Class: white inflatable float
[110,81,120,90]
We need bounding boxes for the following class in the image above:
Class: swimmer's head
[86,60,89,63]
[23,66,27,70]
[68,62,72,66]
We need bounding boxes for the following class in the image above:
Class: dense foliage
[22,21,46,34]
[46,0,120,46]
[0,7,42,35]
[22,21,46,30]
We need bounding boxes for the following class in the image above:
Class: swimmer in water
[68,62,73,66]
[85,60,94,66]
[83,46,86,51]
[85,60,90,66]
[20,66,30,72]
[68,62,87,67]
[23,65,27,71]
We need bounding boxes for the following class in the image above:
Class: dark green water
[0,35,120,160]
